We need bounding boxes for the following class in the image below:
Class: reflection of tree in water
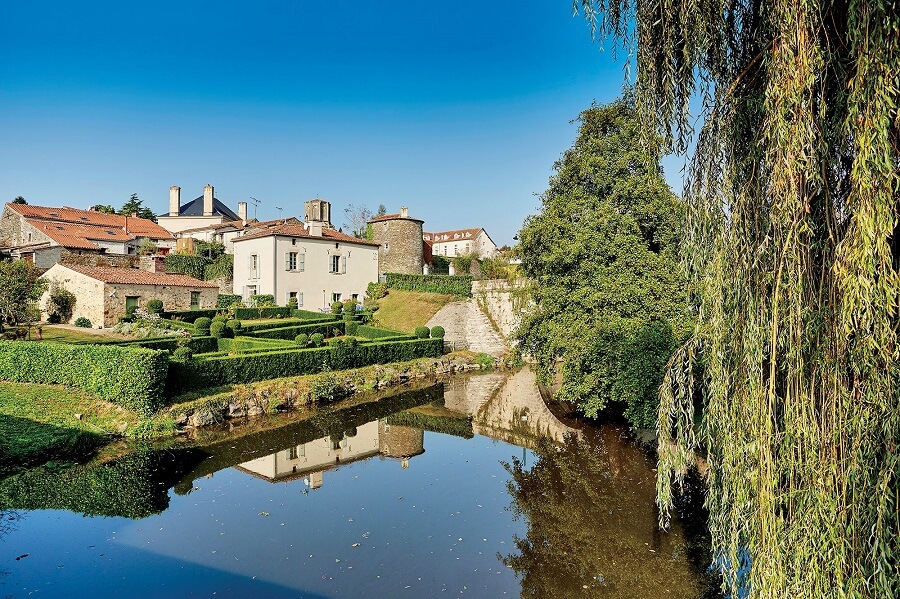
[501,432,703,598]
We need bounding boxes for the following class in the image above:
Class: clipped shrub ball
[294,333,309,346]
[194,317,212,335]
[288,297,298,309]
[331,301,343,314]
[345,321,359,336]
[172,346,193,362]
[146,299,164,314]
[212,314,228,324]
[226,319,242,333]
[74,317,92,328]
[414,326,430,339]
[310,333,325,347]
[430,325,445,339]
[209,321,227,338]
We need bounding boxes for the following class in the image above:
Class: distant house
[40,263,218,327]
[175,217,303,254]
[0,203,175,269]
[157,184,245,235]
[423,228,498,259]
[232,199,379,309]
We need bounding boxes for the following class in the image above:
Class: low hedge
[112,336,218,354]
[385,273,473,296]
[244,321,345,341]
[159,309,218,323]
[217,337,295,353]
[158,318,195,332]
[233,307,293,320]
[166,338,443,393]
[240,319,328,332]
[292,309,339,321]
[0,341,168,414]
[216,294,242,308]
[356,325,408,339]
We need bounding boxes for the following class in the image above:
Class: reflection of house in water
[235,419,424,489]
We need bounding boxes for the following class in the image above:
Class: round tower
[379,420,425,462]
[368,207,424,275]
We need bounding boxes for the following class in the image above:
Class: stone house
[423,228,498,260]
[368,207,426,276]
[39,264,218,327]
[232,200,379,309]
[156,184,244,235]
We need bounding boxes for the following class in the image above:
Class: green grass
[0,382,142,475]
[35,325,120,344]
[373,289,456,332]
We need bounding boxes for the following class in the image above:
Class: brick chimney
[238,201,248,223]
[203,184,214,216]
[169,186,181,216]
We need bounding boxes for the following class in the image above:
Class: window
[244,285,258,300]
[285,252,298,271]
[190,291,200,310]
[351,293,358,301]
[332,292,342,303]
[125,296,139,313]
[296,292,303,307]
[287,446,298,459]
[331,255,340,273]
[248,254,259,279]
[286,291,303,307]
[291,238,297,246]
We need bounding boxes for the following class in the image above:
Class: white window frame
[285,251,298,271]
[248,254,259,280]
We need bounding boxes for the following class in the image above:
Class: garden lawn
[0,382,141,476]
[37,325,122,344]
[374,289,456,332]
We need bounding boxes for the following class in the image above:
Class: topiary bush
[288,297,298,309]
[430,325,445,339]
[146,299,164,314]
[294,333,309,347]
[310,333,325,347]
[226,319,242,334]
[345,321,359,336]
[212,314,228,324]
[331,301,343,314]
[172,346,193,362]
[414,326,430,339]
[74,317,92,328]
[209,321,227,338]
[194,317,212,335]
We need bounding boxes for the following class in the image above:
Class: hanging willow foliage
[575,0,899,597]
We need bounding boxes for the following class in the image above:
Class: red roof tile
[232,222,381,246]
[368,212,425,224]
[7,203,174,240]
[423,228,483,243]
[62,264,218,287]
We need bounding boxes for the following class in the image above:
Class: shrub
[48,288,77,323]
[366,281,388,300]
[430,325,445,339]
[203,254,233,281]
[384,273,473,296]
[287,297,298,309]
[244,321,344,341]
[342,300,358,315]
[414,326,430,339]
[233,307,292,320]
[345,321,359,336]
[172,347,193,362]
[292,309,340,321]
[164,254,209,280]
[247,294,276,308]
[294,333,308,347]
[146,299,164,314]
[356,325,406,339]
[74,317,92,328]
[212,314,228,324]
[209,321,227,338]
[226,319,242,334]
[194,317,212,335]
[158,309,218,323]
[126,305,138,317]
[331,301,343,314]
[0,341,168,414]
[216,294,242,308]
[310,333,325,347]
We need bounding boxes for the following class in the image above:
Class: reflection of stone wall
[370,217,424,275]
[378,420,424,458]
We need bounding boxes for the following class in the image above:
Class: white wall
[233,233,379,310]
[157,215,225,235]
[39,264,105,327]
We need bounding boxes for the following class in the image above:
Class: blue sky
[0,1,686,246]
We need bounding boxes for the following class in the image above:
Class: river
[0,368,712,597]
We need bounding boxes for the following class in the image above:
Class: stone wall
[370,217,424,275]
[61,250,139,268]
[471,279,531,339]
[40,266,106,327]
[102,283,218,326]
[378,420,425,458]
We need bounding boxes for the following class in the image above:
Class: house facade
[232,201,379,309]
[423,228,498,259]
[40,263,218,327]
[156,184,245,235]
[175,217,302,254]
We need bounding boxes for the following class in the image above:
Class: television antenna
[248,197,261,219]
[276,206,284,219]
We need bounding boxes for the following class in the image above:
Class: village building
[174,217,302,254]
[156,184,245,235]
[367,207,426,276]
[231,199,379,309]
[423,228,498,260]
[39,263,218,327]
[0,202,175,269]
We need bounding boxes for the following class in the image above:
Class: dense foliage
[516,95,690,426]
[47,287,77,324]
[0,260,47,326]
[385,273,473,296]
[216,294,242,308]
[578,0,900,596]
[233,306,292,319]
[164,254,208,280]
[244,321,345,341]
[0,341,168,414]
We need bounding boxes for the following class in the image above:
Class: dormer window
[49,212,59,217]
[106,230,115,235]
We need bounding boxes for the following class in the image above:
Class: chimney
[308,222,323,237]
[203,184,214,216]
[401,206,408,218]
[238,201,248,223]
[169,186,181,216]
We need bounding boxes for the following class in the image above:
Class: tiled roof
[423,228,483,243]
[233,222,381,246]
[178,217,299,235]
[62,264,218,287]
[170,196,240,220]
[7,203,174,240]
[368,212,425,224]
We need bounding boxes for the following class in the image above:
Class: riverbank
[0,351,497,476]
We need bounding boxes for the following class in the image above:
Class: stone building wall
[60,251,139,268]
[39,266,106,327]
[102,283,218,326]
[378,420,425,458]
[370,217,424,276]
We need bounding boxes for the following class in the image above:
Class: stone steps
[426,299,508,358]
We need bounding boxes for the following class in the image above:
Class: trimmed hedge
[217,336,295,353]
[356,325,407,339]
[240,319,334,332]
[0,341,168,414]
[160,309,218,323]
[245,321,345,341]
[165,338,443,393]
[216,294,242,308]
[292,309,340,321]
[112,335,218,354]
[233,307,293,320]
[385,273,473,296]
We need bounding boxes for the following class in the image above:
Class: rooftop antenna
[276,206,284,219]
[248,197,261,219]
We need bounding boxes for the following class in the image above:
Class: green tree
[90,204,116,214]
[0,260,47,327]
[577,1,899,596]
[516,94,690,427]
[12,196,26,205]
[119,194,156,222]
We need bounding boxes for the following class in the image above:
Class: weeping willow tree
[574,0,899,597]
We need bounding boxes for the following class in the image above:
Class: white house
[157,184,244,235]
[231,200,380,309]
[423,228,498,259]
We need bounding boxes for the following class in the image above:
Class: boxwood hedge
[159,309,218,323]
[356,325,408,339]
[385,273,473,296]
[0,341,168,414]
[245,321,345,340]
[292,309,340,321]
[233,307,293,320]
[112,335,218,354]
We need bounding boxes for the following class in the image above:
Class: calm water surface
[0,369,708,598]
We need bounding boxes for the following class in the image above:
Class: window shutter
[341,255,347,274]
[298,292,304,307]
[299,254,305,271]
[285,253,290,271]
[247,255,253,278]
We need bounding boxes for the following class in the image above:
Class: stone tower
[368,207,424,276]
[305,199,332,227]
[379,420,425,464]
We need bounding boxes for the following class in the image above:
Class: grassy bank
[373,289,457,331]
[0,382,143,476]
